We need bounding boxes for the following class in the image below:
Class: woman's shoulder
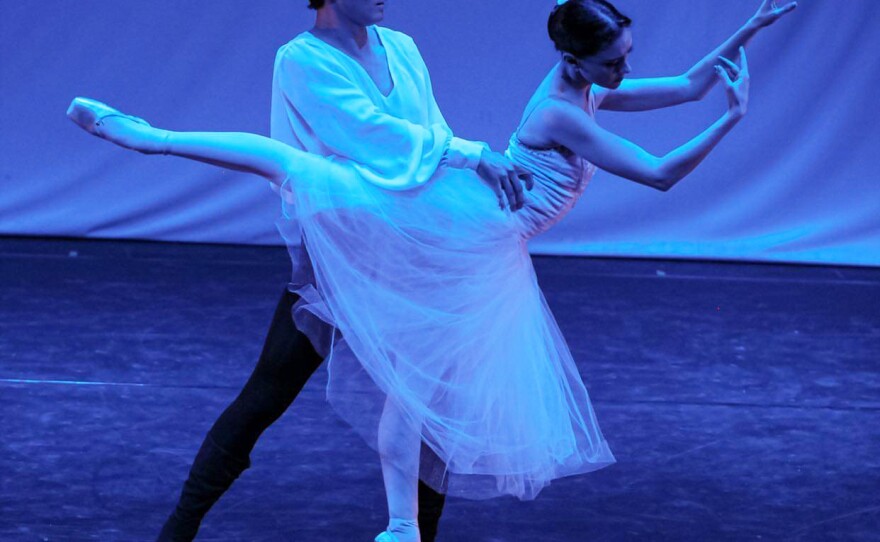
[532,96,594,127]
[518,95,597,149]
[517,97,570,146]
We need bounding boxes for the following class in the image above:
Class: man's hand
[476,149,534,211]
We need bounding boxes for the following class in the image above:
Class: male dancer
[157,1,531,540]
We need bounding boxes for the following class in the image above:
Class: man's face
[334,0,386,26]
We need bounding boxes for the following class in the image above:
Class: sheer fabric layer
[277,131,614,500]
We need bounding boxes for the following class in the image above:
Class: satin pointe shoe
[66,97,150,138]
[375,518,420,542]
[67,97,167,153]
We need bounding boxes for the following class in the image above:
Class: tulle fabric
[276,135,615,500]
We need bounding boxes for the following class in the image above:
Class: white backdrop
[1,1,877,265]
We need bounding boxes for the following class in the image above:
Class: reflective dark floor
[1,237,878,541]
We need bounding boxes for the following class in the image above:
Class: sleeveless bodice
[506,134,597,239]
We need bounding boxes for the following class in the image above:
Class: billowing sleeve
[276,43,453,191]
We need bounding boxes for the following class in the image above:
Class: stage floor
[1,237,878,541]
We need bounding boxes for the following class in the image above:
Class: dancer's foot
[66,97,168,154]
[375,518,420,542]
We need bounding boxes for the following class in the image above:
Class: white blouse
[270,25,484,190]
[269,25,486,286]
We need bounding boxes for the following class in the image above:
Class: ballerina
[67,1,795,540]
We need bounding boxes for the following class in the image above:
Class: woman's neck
[551,62,592,105]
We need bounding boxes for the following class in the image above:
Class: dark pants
[157,289,446,541]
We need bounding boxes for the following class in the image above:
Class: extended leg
[68,98,302,185]
[67,99,450,540]
[157,290,323,541]
[161,130,298,186]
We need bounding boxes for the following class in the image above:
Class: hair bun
[547,0,632,58]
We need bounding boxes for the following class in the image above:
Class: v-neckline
[306,26,396,99]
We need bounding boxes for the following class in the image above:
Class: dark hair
[308,0,325,9]
[548,0,632,58]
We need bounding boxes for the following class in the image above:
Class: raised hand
[715,47,750,118]
[476,150,534,211]
[751,0,798,28]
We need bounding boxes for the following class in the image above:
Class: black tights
[158,289,446,541]
[207,289,323,459]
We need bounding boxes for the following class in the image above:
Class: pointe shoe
[66,97,150,137]
[375,518,419,542]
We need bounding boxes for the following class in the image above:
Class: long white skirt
[278,153,614,500]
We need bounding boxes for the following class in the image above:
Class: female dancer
[67,1,795,540]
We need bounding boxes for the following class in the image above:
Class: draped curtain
[1,0,877,265]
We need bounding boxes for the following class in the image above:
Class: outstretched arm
[553,50,750,191]
[599,0,796,112]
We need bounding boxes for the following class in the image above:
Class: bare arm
[599,0,796,112]
[554,50,750,191]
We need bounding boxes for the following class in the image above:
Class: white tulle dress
[277,88,615,501]
[270,26,613,501]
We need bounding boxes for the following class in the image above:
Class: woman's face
[333,0,386,26]
[572,27,633,88]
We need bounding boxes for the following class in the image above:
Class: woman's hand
[715,47,750,118]
[750,0,798,28]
